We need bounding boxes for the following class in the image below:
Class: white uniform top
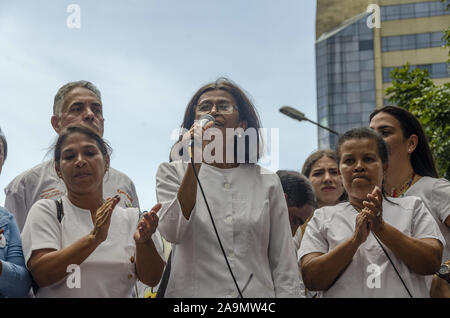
[404,177,450,261]
[21,195,162,298]
[293,227,320,298]
[298,197,445,298]
[156,161,302,298]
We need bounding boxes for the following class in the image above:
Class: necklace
[392,172,415,197]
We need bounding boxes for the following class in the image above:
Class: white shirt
[156,161,301,298]
[404,177,450,261]
[21,195,161,298]
[4,160,140,231]
[293,226,319,298]
[298,197,445,298]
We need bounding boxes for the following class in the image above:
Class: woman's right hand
[91,195,120,243]
[353,209,371,246]
[181,120,214,161]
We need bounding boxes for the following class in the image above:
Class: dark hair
[301,149,347,202]
[176,77,263,163]
[0,127,6,161]
[277,170,317,208]
[302,149,338,178]
[337,127,388,167]
[369,106,438,178]
[337,127,393,201]
[54,126,112,165]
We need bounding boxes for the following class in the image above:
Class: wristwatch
[436,263,450,283]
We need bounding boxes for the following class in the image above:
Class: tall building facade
[316,0,450,149]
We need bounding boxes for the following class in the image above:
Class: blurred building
[316,0,450,148]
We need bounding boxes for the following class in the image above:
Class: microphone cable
[189,147,244,298]
[372,233,413,298]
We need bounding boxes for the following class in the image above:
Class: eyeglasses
[195,103,237,115]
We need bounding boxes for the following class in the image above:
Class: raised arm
[301,211,370,291]
[27,197,119,287]
[363,187,443,275]
[134,203,165,287]
[177,121,213,220]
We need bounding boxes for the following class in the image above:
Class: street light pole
[279,106,339,136]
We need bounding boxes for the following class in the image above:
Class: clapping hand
[362,186,385,233]
[134,203,162,244]
[91,195,120,243]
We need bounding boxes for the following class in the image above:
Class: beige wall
[382,47,449,67]
[381,16,450,36]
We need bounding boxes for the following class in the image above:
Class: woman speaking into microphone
[156,78,301,298]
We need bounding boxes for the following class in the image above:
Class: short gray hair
[53,81,102,116]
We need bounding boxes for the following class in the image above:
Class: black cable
[189,154,244,298]
[372,233,413,298]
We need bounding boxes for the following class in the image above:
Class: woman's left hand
[134,203,162,244]
[362,186,384,233]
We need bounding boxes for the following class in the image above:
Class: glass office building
[315,0,450,149]
[316,13,375,148]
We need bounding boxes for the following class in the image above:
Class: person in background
[156,78,301,297]
[0,126,32,297]
[370,105,450,297]
[276,170,316,247]
[277,170,316,298]
[21,126,164,297]
[301,149,345,209]
[299,127,444,298]
[4,80,140,232]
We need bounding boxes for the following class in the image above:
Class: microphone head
[197,114,215,128]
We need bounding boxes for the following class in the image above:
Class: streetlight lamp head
[279,106,306,122]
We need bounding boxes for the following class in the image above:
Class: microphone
[189,114,215,147]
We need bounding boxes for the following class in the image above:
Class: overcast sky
[0,0,318,211]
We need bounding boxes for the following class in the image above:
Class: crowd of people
[0,78,448,298]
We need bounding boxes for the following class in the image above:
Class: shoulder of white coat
[157,160,187,177]
[386,195,424,213]
[318,202,349,222]
[27,198,59,221]
[107,166,134,183]
[433,177,450,191]
[5,160,54,194]
[253,165,280,185]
